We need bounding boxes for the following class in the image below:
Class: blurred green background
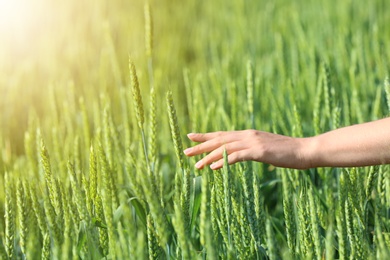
[1,0,389,157]
[1,0,390,258]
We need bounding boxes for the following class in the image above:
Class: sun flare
[0,0,51,59]
[0,0,34,34]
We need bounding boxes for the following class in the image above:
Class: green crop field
[1,0,390,259]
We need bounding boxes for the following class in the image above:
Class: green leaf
[190,175,202,231]
[128,197,147,227]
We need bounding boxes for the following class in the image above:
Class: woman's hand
[184,117,390,170]
[184,130,312,170]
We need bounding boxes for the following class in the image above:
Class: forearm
[304,117,390,168]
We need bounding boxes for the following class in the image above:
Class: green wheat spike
[237,170,256,258]
[331,105,341,130]
[298,190,313,256]
[16,180,29,257]
[97,146,116,258]
[366,165,379,200]
[95,194,109,257]
[231,193,244,254]
[61,187,75,260]
[129,58,145,130]
[88,144,98,215]
[41,138,62,216]
[376,166,386,214]
[44,191,63,245]
[222,150,232,245]
[292,104,303,138]
[308,186,322,260]
[98,143,118,211]
[345,198,355,258]
[213,167,227,228]
[242,165,262,254]
[338,171,349,258]
[200,170,211,247]
[4,172,15,260]
[147,214,163,260]
[68,162,90,221]
[371,86,382,120]
[53,178,64,225]
[210,187,220,243]
[41,232,51,260]
[281,168,296,255]
[166,90,185,170]
[180,168,191,235]
[348,168,364,222]
[40,138,54,189]
[148,86,158,170]
[28,183,47,236]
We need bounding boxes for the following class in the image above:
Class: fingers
[193,141,247,169]
[184,139,222,156]
[184,130,254,170]
[187,131,245,143]
[186,132,222,142]
[209,151,246,170]
[184,131,244,156]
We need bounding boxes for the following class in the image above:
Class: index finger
[187,131,246,143]
[186,132,223,142]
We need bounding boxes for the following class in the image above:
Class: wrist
[296,136,318,169]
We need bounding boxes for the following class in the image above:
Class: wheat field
[1,0,390,259]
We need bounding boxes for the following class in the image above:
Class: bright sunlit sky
[0,0,58,63]
[0,0,36,41]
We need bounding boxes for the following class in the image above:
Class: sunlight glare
[0,0,49,60]
[0,0,34,33]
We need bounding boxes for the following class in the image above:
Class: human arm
[183,117,390,170]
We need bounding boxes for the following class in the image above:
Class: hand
[183,130,310,170]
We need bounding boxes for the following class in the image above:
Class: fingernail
[187,133,196,138]
[210,163,217,170]
[195,160,203,169]
[183,148,192,155]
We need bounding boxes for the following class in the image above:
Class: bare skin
[183,117,390,170]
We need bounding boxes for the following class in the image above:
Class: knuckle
[202,154,212,164]
[229,153,239,164]
[192,144,202,153]
[246,129,258,137]
[215,131,224,137]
